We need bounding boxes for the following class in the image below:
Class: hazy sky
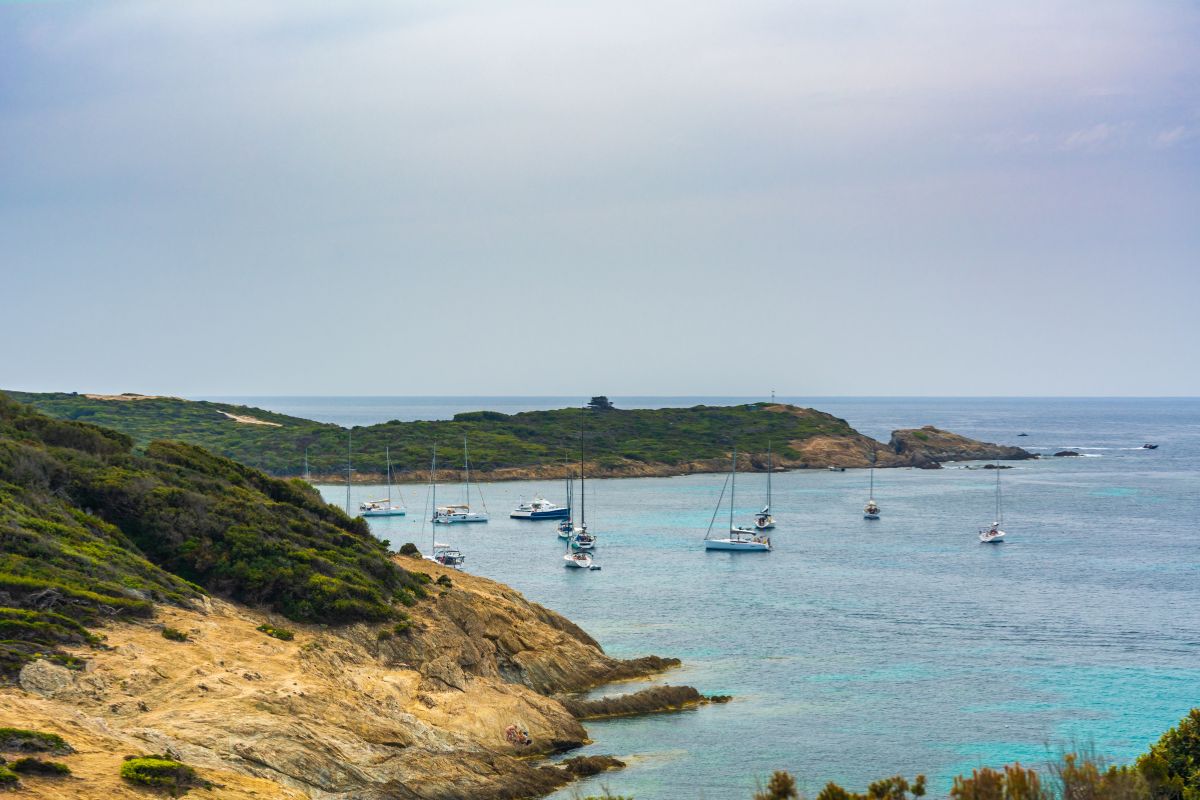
[2,1,1198,396]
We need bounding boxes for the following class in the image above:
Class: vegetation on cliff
[5,391,1030,480]
[0,394,428,678]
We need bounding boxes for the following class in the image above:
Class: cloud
[1060,122,1123,152]
[1152,124,1197,148]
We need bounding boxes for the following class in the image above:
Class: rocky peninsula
[6,392,1034,482]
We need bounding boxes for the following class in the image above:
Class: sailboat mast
[431,443,438,530]
[345,431,352,514]
[730,447,737,531]
[766,442,772,508]
[579,420,586,528]
[995,460,1002,523]
[463,437,470,508]
[385,446,392,502]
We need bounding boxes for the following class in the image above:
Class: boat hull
[563,555,593,568]
[864,513,880,520]
[510,508,570,519]
[434,514,489,524]
[362,509,406,517]
[705,538,771,552]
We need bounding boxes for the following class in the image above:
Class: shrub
[120,755,204,792]
[0,766,18,788]
[0,728,72,754]
[376,629,393,641]
[1137,707,1200,799]
[9,757,70,776]
[161,626,188,642]
[756,771,799,800]
[436,574,452,588]
[398,542,421,557]
[256,624,295,641]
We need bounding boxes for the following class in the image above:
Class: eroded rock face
[1,561,670,799]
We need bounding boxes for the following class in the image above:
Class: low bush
[398,542,421,557]
[0,728,72,754]
[9,757,70,775]
[161,626,188,642]
[436,574,452,588]
[120,755,205,793]
[256,624,295,641]
[0,765,18,788]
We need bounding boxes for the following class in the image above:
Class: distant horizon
[5,388,1198,401]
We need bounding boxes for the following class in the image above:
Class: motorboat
[1142,443,1159,450]
[510,496,569,519]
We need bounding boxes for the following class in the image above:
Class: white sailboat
[425,444,465,567]
[705,447,772,552]
[755,442,776,530]
[564,425,598,566]
[557,471,574,539]
[434,438,489,524]
[863,449,880,520]
[978,461,1006,544]
[344,431,354,515]
[360,446,406,517]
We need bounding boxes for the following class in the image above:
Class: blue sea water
[296,397,1199,799]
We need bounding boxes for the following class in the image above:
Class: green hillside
[0,394,426,679]
[7,392,857,477]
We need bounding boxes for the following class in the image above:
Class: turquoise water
[309,398,1200,798]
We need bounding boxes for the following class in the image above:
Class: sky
[2,0,1198,396]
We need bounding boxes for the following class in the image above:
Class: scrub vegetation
[8,391,854,476]
[0,393,427,678]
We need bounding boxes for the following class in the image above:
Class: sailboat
[425,444,465,567]
[755,442,776,530]
[434,438,489,524]
[360,446,406,517]
[557,469,574,539]
[344,431,354,515]
[705,447,772,552]
[564,425,598,564]
[978,460,1006,544]
[863,448,880,520]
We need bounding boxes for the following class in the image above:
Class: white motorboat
[434,438,489,524]
[979,459,1007,544]
[510,496,569,519]
[705,447,772,552]
[755,442,776,530]
[361,447,406,517]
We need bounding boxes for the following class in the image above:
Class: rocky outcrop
[561,685,720,720]
[1055,450,1081,457]
[886,426,1034,468]
[0,559,678,800]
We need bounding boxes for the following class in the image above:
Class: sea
[207,396,1200,799]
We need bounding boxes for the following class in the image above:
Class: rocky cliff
[2,557,677,799]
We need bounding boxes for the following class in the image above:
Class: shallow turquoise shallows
[313,397,1200,799]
